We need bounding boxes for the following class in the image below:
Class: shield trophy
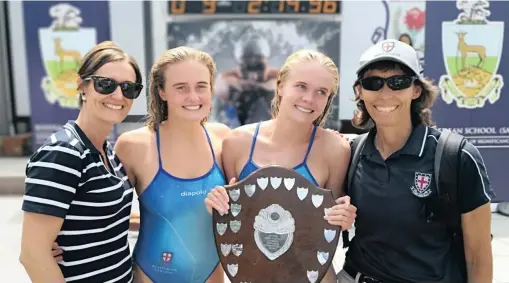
[212,166,340,283]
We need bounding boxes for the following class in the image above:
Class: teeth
[183,105,201,110]
[375,106,397,113]
[104,103,122,110]
[295,105,313,113]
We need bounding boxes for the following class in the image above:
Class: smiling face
[357,64,421,128]
[159,59,212,123]
[79,60,137,125]
[277,60,334,125]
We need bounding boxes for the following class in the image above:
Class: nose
[110,86,124,100]
[187,90,200,102]
[301,90,314,102]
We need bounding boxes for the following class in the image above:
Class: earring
[81,93,86,101]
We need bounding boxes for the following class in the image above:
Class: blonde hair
[145,46,216,130]
[270,49,339,127]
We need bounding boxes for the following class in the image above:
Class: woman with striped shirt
[20,41,143,283]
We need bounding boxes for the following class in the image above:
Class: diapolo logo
[181,190,208,197]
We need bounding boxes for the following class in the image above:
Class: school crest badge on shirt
[411,172,432,197]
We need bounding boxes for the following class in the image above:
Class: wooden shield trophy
[212,166,340,283]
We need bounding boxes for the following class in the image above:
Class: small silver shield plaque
[230,203,242,217]
[324,229,336,243]
[227,263,238,277]
[317,251,329,265]
[232,243,243,257]
[270,177,282,189]
[229,189,240,202]
[221,243,231,256]
[284,178,295,190]
[244,184,256,197]
[297,187,308,200]
[230,220,241,233]
[216,222,227,236]
[312,194,324,208]
[257,177,268,190]
[307,270,319,283]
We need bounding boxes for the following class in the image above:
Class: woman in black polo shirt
[20,41,143,283]
[337,40,495,283]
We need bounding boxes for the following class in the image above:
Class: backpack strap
[342,133,368,248]
[434,129,465,234]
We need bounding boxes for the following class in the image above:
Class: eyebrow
[172,81,209,87]
[296,81,329,92]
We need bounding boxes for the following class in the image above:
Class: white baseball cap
[356,39,422,76]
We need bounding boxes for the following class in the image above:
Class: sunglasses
[83,76,143,99]
[358,75,417,91]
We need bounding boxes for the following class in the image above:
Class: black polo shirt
[22,121,133,282]
[345,124,496,283]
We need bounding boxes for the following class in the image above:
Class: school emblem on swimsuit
[411,172,432,198]
[439,0,504,109]
[161,252,173,264]
[38,3,97,109]
[212,166,339,283]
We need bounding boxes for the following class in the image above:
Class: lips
[183,105,202,111]
[103,103,123,110]
[374,106,397,113]
[295,105,314,113]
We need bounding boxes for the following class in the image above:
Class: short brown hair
[77,41,142,106]
[270,49,339,127]
[352,60,439,129]
[145,46,216,130]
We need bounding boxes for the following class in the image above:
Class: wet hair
[145,46,216,130]
[352,60,439,129]
[77,41,142,107]
[270,49,339,127]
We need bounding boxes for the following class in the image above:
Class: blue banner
[424,0,508,201]
[23,1,117,150]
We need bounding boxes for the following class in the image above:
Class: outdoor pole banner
[23,1,116,151]
[424,0,508,201]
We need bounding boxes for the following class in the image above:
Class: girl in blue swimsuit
[205,49,358,283]
[114,47,230,283]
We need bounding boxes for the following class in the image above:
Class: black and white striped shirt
[22,121,133,283]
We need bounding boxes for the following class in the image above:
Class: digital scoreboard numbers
[168,0,341,15]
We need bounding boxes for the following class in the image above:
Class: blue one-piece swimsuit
[238,122,319,186]
[133,126,226,283]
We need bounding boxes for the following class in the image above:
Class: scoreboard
[168,0,341,15]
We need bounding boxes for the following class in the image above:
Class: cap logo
[382,42,395,52]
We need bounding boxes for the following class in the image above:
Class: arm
[321,134,353,283]
[458,142,495,283]
[20,141,82,282]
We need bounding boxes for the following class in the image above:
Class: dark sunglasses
[83,76,143,99]
[358,75,417,91]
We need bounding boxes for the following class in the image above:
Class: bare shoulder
[222,123,259,151]
[316,128,351,161]
[204,122,231,140]
[115,126,153,159]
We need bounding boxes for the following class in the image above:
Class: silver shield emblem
[257,177,268,190]
[229,189,240,202]
[307,270,319,283]
[253,204,295,261]
[244,184,256,197]
[297,187,308,200]
[284,178,295,190]
[221,243,231,256]
[230,203,242,217]
[270,177,282,189]
[324,229,336,243]
[230,220,241,233]
[232,243,243,257]
[312,194,324,208]
[317,251,329,265]
[227,263,238,277]
[216,223,227,236]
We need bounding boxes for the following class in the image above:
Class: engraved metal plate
[212,166,339,283]
[231,203,242,217]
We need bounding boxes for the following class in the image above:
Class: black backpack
[341,129,466,249]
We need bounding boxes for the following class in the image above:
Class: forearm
[466,254,493,283]
[20,251,65,283]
